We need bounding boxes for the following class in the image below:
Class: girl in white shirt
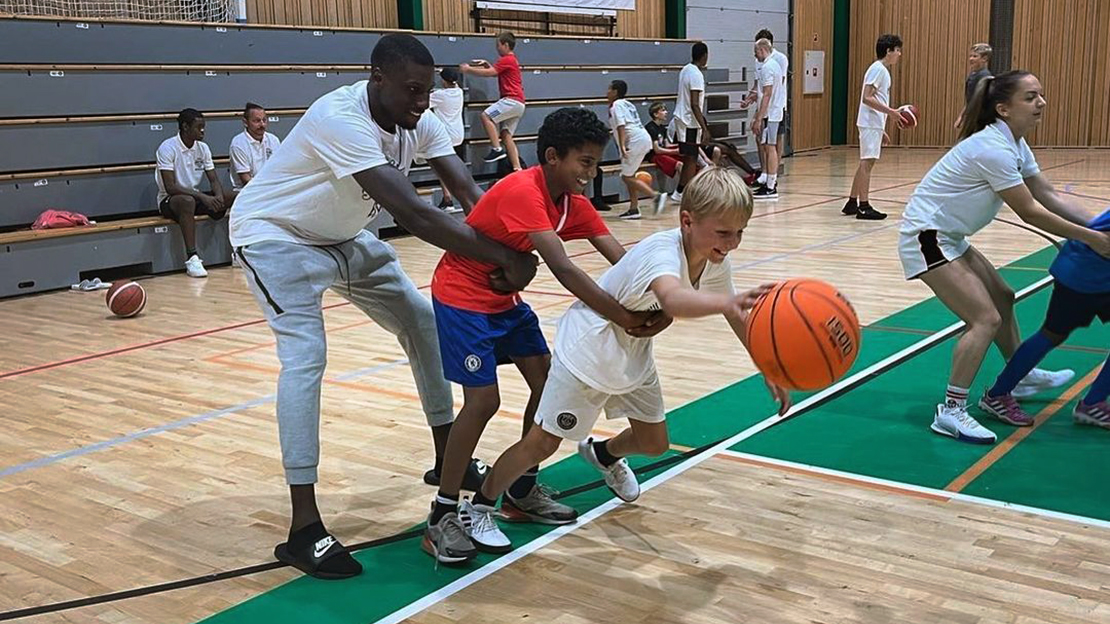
[899,70,1110,444]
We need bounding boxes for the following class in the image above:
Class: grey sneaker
[421,512,477,565]
[501,484,579,525]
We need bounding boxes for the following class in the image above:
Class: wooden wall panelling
[423,0,664,38]
[792,0,833,150]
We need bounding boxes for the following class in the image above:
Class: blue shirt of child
[1049,208,1110,294]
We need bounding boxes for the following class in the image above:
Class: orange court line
[715,452,951,503]
[944,363,1104,493]
[202,319,374,362]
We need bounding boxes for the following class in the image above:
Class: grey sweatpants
[238,231,454,485]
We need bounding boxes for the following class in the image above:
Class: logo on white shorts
[556,412,578,430]
[464,354,482,372]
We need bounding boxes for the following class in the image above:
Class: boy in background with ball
[460,168,790,550]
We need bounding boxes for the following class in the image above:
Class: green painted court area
[199,246,1109,624]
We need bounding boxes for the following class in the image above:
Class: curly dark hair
[876,33,902,59]
[177,108,204,132]
[536,107,610,163]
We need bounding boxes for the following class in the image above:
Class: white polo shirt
[229,130,282,190]
[229,81,455,247]
[155,134,214,204]
[901,120,1041,239]
[856,60,891,129]
[760,58,787,122]
[673,63,706,129]
[556,228,735,394]
[429,86,465,147]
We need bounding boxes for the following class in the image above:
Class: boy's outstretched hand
[766,380,792,416]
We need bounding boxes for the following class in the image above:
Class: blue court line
[0,358,409,480]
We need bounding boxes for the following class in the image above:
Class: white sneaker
[1012,368,1075,398]
[930,403,996,444]
[668,190,683,206]
[578,437,640,502]
[184,254,208,278]
[458,498,511,554]
[653,192,668,216]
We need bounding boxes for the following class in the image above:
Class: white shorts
[898,229,971,280]
[760,120,781,145]
[536,354,665,442]
[859,127,883,160]
[484,98,526,134]
[620,131,653,177]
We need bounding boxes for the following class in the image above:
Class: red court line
[2,194,844,380]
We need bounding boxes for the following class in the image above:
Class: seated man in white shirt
[428,67,466,210]
[155,108,232,278]
[229,102,282,194]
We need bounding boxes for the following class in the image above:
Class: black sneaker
[437,197,453,210]
[483,148,507,163]
[752,185,779,201]
[618,208,642,220]
[856,205,888,220]
[423,458,490,492]
[841,199,859,215]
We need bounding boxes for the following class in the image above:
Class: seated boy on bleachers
[155,108,232,278]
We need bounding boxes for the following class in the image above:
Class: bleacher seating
[0,15,747,298]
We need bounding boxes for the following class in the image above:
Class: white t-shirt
[556,229,736,394]
[230,81,455,247]
[673,63,706,128]
[608,99,651,145]
[901,120,1041,239]
[155,134,214,204]
[229,130,282,190]
[770,48,789,111]
[760,58,787,122]
[429,86,465,147]
[752,61,764,109]
[856,60,892,129]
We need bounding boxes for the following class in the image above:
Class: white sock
[767,174,778,190]
[757,173,768,184]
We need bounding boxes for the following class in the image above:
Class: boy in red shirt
[461,31,526,172]
[423,108,664,564]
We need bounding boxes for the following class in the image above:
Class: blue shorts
[433,298,550,387]
[1043,283,1110,337]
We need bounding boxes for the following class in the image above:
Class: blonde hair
[681,167,753,221]
[755,38,773,52]
[971,43,992,61]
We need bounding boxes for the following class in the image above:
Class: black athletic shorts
[678,128,700,158]
[454,143,467,160]
[1043,282,1110,336]
[159,191,225,220]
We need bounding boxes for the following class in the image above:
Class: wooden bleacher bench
[0,215,204,245]
[0,188,437,246]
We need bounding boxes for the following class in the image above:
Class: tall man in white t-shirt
[229,102,281,193]
[155,108,231,278]
[229,34,538,580]
[667,42,711,205]
[845,33,903,221]
[751,39,786,200]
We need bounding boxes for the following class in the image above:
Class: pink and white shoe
[978,392,1034,426]
[1074,400,1110,430]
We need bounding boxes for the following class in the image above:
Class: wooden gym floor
[1,147,1108,623]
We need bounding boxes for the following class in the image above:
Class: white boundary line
[372,275,1057,624]
[719,450,1110,531]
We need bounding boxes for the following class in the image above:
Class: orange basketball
[106,281,146,318]
[635,170,653,186]
[745,279,861,391]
